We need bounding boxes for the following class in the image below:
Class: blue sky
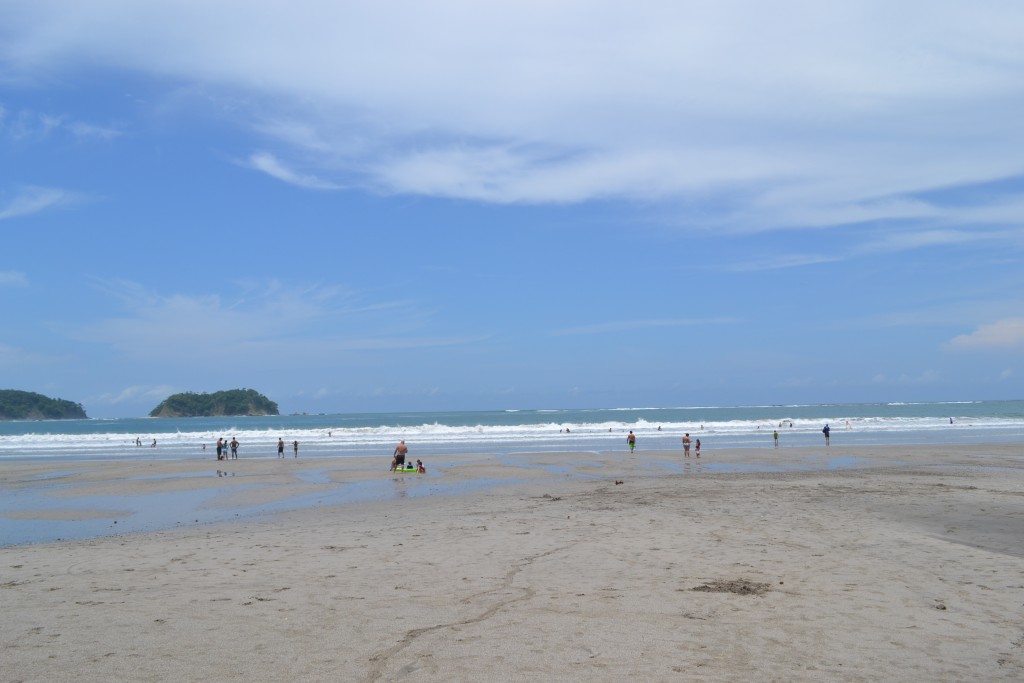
[2,1,1023,418]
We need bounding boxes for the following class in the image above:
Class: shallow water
[0,465,530,546]
[1,448,904,547]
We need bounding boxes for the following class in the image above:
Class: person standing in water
[293,440,299,458]
[277,438,285,458]
[682,433,691,457]
[391,440,408,471]
[822,424,831,446]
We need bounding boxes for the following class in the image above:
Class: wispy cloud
[0,270,28,286]
[0,107,121,142]
[0,185,78,220]
[0,343,67,367]
[66,121,122,141]
[3,2,1024,238]
[95,384,178,405]
[855,229,995,254]
[244,152,344,190]
[947,318,1024,350]
[72,278,477,364]
[554,317,737,336]
[722,254,842,272]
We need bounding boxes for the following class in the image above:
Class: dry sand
[2,444,1024,682]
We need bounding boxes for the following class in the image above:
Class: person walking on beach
[822,423,831,446]
[627,431,636,453]
[277,438,285,458]
[682,433,691,457]
[773,430,779,448]
[293,440,299,458]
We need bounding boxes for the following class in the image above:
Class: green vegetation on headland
[0,390,88,420]
[149,389,280,418]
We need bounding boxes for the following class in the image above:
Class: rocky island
[149,389,279,418]
[0,389,88,420]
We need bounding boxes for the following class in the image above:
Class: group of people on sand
[210,437,300,459]
[206,437,426,467]
[216,437,239,460]
[277,438,299,458]
[389,440,426,473]
[626,430,701,457]
[681,433,700,458]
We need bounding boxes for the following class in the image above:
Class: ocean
[1,400,1022,462]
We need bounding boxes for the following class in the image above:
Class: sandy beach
[3,444,1023,681]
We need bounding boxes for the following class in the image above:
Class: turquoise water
[0,400,1021,461]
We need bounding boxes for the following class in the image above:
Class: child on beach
[695,439,701,457]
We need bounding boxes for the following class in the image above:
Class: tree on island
[0,390,88,420]
[149,389,279,417]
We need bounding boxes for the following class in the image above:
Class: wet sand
[2,444,1023,681]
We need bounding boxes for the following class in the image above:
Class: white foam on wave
[2,412,1023,460]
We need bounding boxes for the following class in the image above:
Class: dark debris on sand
[690,579,772,595]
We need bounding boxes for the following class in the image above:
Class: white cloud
[722,254,842,272]
[72,278,478,364]
[3,1,1023,230]
[0,185,77,220]
[67,121,122,141]
[0,107,121,142]
[244,152,344,190]
[0,270,28,286]
[97,384,177,405]
[0,343,65,367]
[948,318,1024,350]
[855,229,989,254]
